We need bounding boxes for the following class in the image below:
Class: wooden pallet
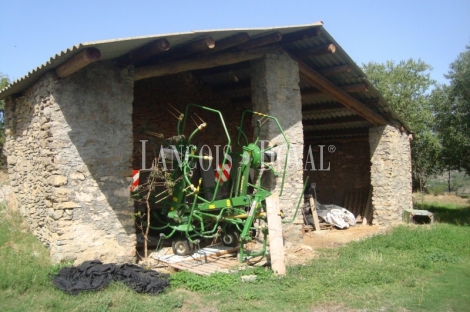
[168,256,241,276]
[343,187,372,221]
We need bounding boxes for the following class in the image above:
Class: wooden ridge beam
[237,32,282,50]
[303,116,367,127]
[281,27,322,45]
[119,39,170,66]
[318,64,350,76]
[304,128,370,138]
[297,44,336,58]
[134,46,281,81]
[287,52,387,126]
[56,48,101,79]
[201,33,250,55]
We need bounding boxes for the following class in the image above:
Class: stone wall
[3,61,136,264]
[303,140,371,206]
[369,123,412,225]
[251,52,304,243]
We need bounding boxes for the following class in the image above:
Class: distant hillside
[427,170,470,196]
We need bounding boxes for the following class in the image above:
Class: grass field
[1,196,470,311]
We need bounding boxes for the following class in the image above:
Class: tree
[362,59,441,191]
[433,44,470,174]
[0,73,10,168]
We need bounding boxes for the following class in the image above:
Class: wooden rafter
[119,39,170,66]
[56,48,101,79]
[303,116,367,127]
[287,51,387,126]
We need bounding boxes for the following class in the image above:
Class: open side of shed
[0,23,413,264]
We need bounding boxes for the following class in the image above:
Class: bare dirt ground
[285,224,387,265]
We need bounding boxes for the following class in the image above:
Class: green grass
[1,202,470,311]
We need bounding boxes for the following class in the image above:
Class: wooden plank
[265,192,286,275]
[309,197,321,232]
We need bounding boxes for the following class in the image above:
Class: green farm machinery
[136,103,306,262]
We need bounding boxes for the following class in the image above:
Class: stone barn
[0,22,413,264]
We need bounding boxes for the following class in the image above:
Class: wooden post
[362,187,373,225]
[55,48,101,78]
[265,192,286,276]
[309,197,321,232]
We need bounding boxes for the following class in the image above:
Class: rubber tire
[222,229,240,247]
[172,238,194,256]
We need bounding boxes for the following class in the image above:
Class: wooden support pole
[287,52,388,126]
[121,38,170,65]
[201,33,250,55]
[265,192,286,276]
[303,115,367,127]
[281,27,322,45]
[296,44,336,58]
[236,32,282,50]
[362,187,373,225]
[55,48,101,78]
[134,46,280,81]
[318,64,351,76]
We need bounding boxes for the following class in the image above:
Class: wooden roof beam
[301,83,368,96]
[134,46,281,81]
[288,52,388,126]
[119,39,170,66]
[192,61,250,76]
[56,48,101,78]
[155,36,215,63]
[236,32,282,50]
[201,33,250,55]
[297,44,336,58]
[281,27,322,45]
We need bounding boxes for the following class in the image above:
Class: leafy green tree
[0,72,10,168]
[362,59,441,191]
[433,44,470,174]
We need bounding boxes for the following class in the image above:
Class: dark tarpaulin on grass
[52,260,170,295]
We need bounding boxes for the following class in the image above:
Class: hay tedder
[135,103,306,262]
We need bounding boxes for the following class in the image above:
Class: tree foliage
[362,59,441,191]
[433,44,470,174]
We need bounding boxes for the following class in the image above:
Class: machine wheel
[222,229,240,247]
[172,238,194,256]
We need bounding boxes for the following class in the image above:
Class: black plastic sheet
[52,260,169,295]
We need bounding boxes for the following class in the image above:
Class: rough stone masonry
[3,61,136,264]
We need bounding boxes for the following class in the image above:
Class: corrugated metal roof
[0,23,322,99]
[0,21,410,133]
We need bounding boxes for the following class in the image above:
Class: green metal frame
[143,103,305,263]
